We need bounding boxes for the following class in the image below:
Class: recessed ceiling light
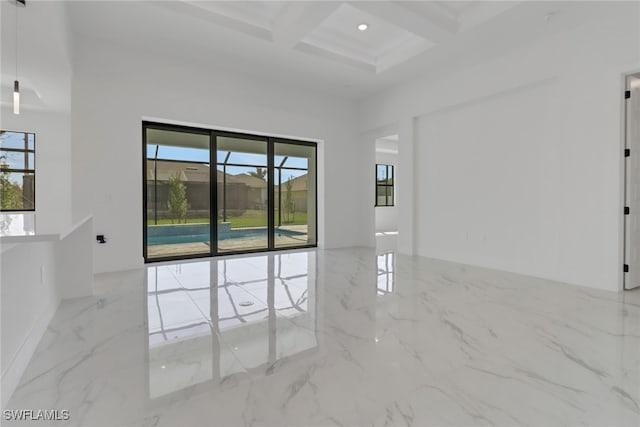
[358,23,368,31]
[544,12,556,24]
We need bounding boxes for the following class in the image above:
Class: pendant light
[12,0,26,115]
[13,81,19,115]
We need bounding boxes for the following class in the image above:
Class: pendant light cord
[15,2,18,80]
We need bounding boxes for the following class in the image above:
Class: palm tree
[248,167,266,180]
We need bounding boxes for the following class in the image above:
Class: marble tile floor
[4,247,640,426]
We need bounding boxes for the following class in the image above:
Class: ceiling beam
[272,2,341,49]
[159,2,271,41]
[295,42,376,73]
[351,1,459,44]
[457,1,523,32]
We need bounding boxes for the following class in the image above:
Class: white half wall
[359,1,640,291]
[71,38,366,273]
[1,240,59,408]
[1,216,94,406]
[57,216,95,299]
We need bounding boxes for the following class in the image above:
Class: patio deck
[147,226,310,259]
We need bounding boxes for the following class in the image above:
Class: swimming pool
[147,226,304,246]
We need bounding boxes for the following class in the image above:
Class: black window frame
[0,130,36,212]
[142,121,318,263]
[375,164,394,207]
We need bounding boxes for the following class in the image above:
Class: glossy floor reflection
[146,253,317,399]
[6,248,640,426]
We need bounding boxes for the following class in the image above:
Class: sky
[0,131,35,184]
[147,144,309,181]
[0,131,35,151]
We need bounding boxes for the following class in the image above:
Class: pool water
[147,227,303,246]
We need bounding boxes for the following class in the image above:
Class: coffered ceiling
[66,1,601,99]
[3,0,610,110]
[161,1,510,74]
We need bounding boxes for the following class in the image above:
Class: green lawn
[276,212,307,227]
[148,210,308,228]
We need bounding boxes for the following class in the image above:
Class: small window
[375,164,394,207]
[0,130,35,211]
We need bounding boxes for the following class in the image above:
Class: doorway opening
[375,135,398,253]
[623,73,640,290]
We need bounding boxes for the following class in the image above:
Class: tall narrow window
[0,130,35,211]
[375,164,394,207]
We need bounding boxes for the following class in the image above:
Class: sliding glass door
[274,141,317,248]
[144,126,211,261]
[143,123,317,262]
[216,135,269,253]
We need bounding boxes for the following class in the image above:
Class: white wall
[1,240,59,407]
[375,151,398,232]
[1,0,72,233]
[0,0,82,406]
[57,217,95,299]
[0,218,94,407]
[71,38,366,274]
[1,108,71,233]
[359,2,640,291]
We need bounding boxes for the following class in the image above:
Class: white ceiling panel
[60,0,613,99]
[301,3,436,72]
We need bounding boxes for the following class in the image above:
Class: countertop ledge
[0,215,93,248]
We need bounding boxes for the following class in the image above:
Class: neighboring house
[229,173,267,210]
[147,160,210,211]
[146,160,268,214]
[277,174,309,213]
